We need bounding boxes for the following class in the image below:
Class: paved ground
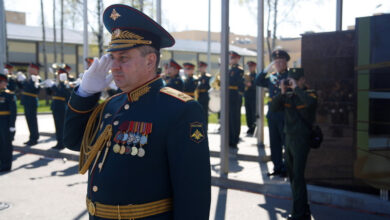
[0,114,389,220]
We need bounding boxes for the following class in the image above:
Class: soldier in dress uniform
[0,73,17,172]
[228,51,245,149]
[270,68,317,220]
[256,49,289,177]
[244,61,257,136]
[18,63,41,146]
[63,4,211,220]
[197,61,211,127]
[44,68,72,150]
[85,57,95,69]
[165,59,184,91]
[182,62,197,98]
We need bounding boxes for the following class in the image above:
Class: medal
[131,146,138,156]
[122,133,129,141]
[140,135,147,145]
[120,145,126,155]
[138,147,145,157]
[125,146,131,154]
[113,144,121,153]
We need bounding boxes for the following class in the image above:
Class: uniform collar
[126,76,163,102]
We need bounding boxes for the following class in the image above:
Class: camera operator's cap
[271,49,290,61]
[183,62,195,69]
[247,61,257,67]
[103,4,175,52]
[169,59,182,70]
[288,68,304,80]
[229,51,241,59]
[0,73,7,81]
[198,61,208,67]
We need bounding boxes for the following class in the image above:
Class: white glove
[41,79,54,88]
[31,75,40,82]
[10,127,15,132]
[109,80,118,90]
[17,72,26,82]
[59,73,68,82]
[79,54,113,95]
[263,61,274,73]
[4,69,8,74]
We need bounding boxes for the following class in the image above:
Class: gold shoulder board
[160,87,193,102]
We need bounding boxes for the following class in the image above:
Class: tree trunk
[53,0,57,63]
[60,0,64,63]
[266,0,272,62]
[41,0,49,105]
[97,0,104,57]
[272,0,278,51]
[4,8,8,63]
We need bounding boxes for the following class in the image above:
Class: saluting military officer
[270,68,317,220]
[0,73,17,172]
[18,63,41,146]
[197,61,211,127]
[165,59,184,91]
[228,51,244,149]
[256,49,289,177]
[244,61,257,136]
[182,62,198,98]
[63,4,211,220]
[44,68,72,150]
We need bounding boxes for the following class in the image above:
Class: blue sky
[4,0,390,38]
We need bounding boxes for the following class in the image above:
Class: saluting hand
[79,54,113,95]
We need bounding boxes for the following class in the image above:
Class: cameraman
[270,68,317,220]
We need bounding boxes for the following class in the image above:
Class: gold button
[92,186,98,192]
[124,104,130,110]
[98,163,103,169]
[87,200,96,216]
[113,121,119,126]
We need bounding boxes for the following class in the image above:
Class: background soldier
[85,57,94,69]
[0,73,17,172]
[183,62,197,98]
[4,63,17,95]
[197,61,211,127]
[63,4,210,219]
[18,63,41,146]
[256,49,289,177]
[43,68,72,150]
[244,61,257,136]
[228,51,244,149]
[166,59,184,91]
[270,68,317,220]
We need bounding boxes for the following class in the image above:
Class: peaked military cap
[29,63,40,70]
[247,61,257,66]
[288,68,304,80]
[64,64,71,72]
[198,61,208,67]
[169,59,182,70]
[271,49,290,61]
[103,4,175,52]
[183,62,195,69]
[58,68,68,74]
[229,51,241,58]
[0,73,7,81]
[4,63,13,69]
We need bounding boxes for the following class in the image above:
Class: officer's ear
[145,53,157,71]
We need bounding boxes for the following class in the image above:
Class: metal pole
[0,0,6,71]
[207,0,211,73]
[83,0,88,70]
[220,0,229,176]
[60,0,64,63]
[156,0,161,24]
[256,0,265,145]
[336,0,343,31]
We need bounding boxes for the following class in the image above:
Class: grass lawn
[209,112,268,126]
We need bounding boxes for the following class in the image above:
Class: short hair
[137,45,160,73]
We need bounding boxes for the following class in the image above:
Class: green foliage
[17,99,52,114]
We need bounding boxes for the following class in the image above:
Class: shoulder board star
[160,87,193,102]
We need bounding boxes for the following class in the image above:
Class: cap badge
[110,9,121,21]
